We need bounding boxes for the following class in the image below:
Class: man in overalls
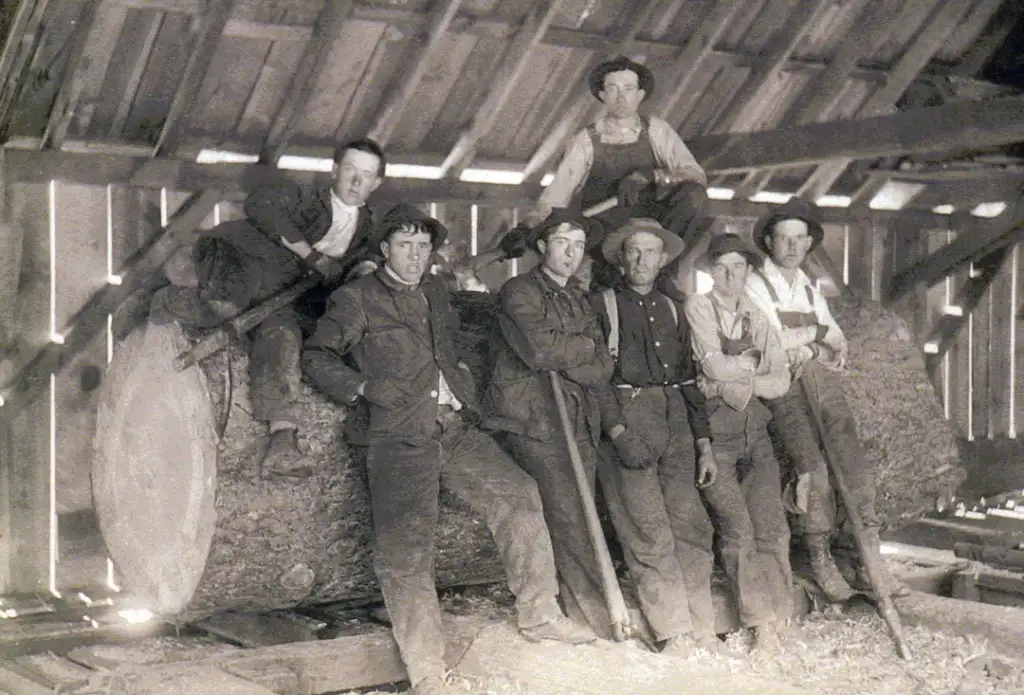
[495,56,709,294]
[683,233,793,653]
[745,199,908,600]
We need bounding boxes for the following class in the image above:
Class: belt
[613,378,695,390]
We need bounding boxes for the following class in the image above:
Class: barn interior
[1,0,1024,693]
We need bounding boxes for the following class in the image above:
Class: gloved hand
[310,252,347,281]
[612,427,657,470]
[618,168,656,209]
[499,223,530,260]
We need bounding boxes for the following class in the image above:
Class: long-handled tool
[548,370,633,642]
[798,374,912,660]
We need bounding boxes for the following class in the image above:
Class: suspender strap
[603,288,619,358]
[756,268,817,311]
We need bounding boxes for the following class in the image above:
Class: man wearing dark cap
[484,208,621,639]
[746,199,908,601]
[683,233,793,653]
[155,138,385,477]
[588,217,731,657]
[303,204,592,695]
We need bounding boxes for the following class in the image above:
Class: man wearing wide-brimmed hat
[304,204,593,695]
[746,198,908,602]
[683,233,794,653]
[587,217,736,657]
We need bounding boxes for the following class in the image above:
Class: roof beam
[439,0,568,179]
[260,0,356,165]
[796,0,980,201]
[520,1,663,184]
[366,0,464,147]
[152,0,236,156]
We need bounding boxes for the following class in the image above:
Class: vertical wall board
[476,207,514,292]
[911,230,932,343]
[988,251,1014,439]
[885,222,920,338]
[949,249,972,438]
[972,268,992,441]
[1016,245,1024,437]
[924,228,951,401]
[109,186,163,272]
[816,222,847,298]
[846,210,884,301]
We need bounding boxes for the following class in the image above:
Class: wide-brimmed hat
[371,203,448,250]
[600,218,684,267]
[528,208,604,253]
[752,197,825,255]
[697,233,763,271]
[588,56,655,100]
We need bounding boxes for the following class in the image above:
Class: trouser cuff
[269,419,299,433]
[515,593,563,629]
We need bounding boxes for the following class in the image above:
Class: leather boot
[260,429,314,478]
[806,533,855,603]
[856,527,910,598]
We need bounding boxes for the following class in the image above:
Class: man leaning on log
[683,233,795,653]
[153,138,387,477]
[745,199,909,600]
[302,205,594,695]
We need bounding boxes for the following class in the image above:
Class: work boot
[855,528,910,598]
[260,429,314,478]
[751,621,781,654]
[149,286,224,328]
[807,533,856,603]
[520,616,596,644]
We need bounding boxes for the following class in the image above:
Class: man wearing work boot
[493,56,709,296]
[745,198,909,601]
[153,138,385,478]
[304,205,593,695]
[684,234,794,654]
[588,217,735,658]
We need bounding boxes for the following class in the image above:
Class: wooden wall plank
[1016,244,1024,438]
[949,240,971,438]
[973,259,992,440]
[988,246,1014,438]
[924,228,952,403]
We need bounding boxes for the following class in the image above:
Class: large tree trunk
[93,320,503,620]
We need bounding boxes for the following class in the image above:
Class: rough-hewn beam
[366,0,464,147]
[107,9,163,138]
[953,0,1021,77]
[0,190,221,410]
[439,0,567,179]
[797,0,978,201]
[260,0,356,164]
[152,0,236,156]
[0,0,49,134]
[520,1,663,183]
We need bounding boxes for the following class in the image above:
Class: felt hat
[371,203,448,250]
[697,233,763,271]
[752,197,825,255]
[588,56,655,100]
[600,217,685,267]
[528,208,604,253]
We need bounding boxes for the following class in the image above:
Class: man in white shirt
[746,198,907,601]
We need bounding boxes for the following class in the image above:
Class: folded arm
[302,288,369,404]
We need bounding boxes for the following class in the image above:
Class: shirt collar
[536,266,582,293]
[595,115,642,138]
[381,264,422,291]
[709,289,757,316]
[330,189,361,215]
[762,257,811,292]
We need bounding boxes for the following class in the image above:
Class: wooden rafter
[152,0,236,156]
[260,0,356,164]
[0,0,49,130]
[0,190,221,410]
[796,0,980,201]
[848,171,893,206]
[953,0,1022,77]
[366,0,464,148]
[438,0,568,179]
[520,1,662,184]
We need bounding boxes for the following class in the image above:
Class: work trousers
[700,398,793,627]
[766,361,878,535]
[598,386,715,640]
[367,415,561,686]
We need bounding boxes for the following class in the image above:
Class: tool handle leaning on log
[797,375,912,660]
[548,370,633,642]
[172,273,324,372]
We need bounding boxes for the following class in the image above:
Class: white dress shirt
[314,191,361,258]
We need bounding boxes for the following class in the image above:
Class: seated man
[589,217,729,656]
[683,234,794,653]
[303,204,592,695]
[154,138,385,477]
[746,198,908,600]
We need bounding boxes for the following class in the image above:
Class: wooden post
[988,251,1014,438]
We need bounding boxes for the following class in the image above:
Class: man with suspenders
[745,198,908,601]
[588,218,728,657]
[683,234,794,653]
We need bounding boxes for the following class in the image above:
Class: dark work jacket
[302,268,478,445]
[589,287,712,442]
[483,268,614,445]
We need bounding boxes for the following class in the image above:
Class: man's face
[621,231,667,288]
[333,148,382,206]
[599,70,645,119]
[710,251,751,298]
[381,227,433,284]
[538,225,588,281]
[766,218,813,270]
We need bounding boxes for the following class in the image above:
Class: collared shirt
[384,265,464,412]
[313,191,361,258]
[745,258,847,355]
[530,115,706,224]
[683,290,790,401]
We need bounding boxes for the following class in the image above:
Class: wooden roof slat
[69,0,133,136]
[107,11,165,138]
[953,0,1022,77]
[152,0,236,156]
[366,0,465,147]
[439,0,569,179]
[520,1,663,183]
[796,0,978,201]
[0,0,50,136]
[260,0,356,164]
